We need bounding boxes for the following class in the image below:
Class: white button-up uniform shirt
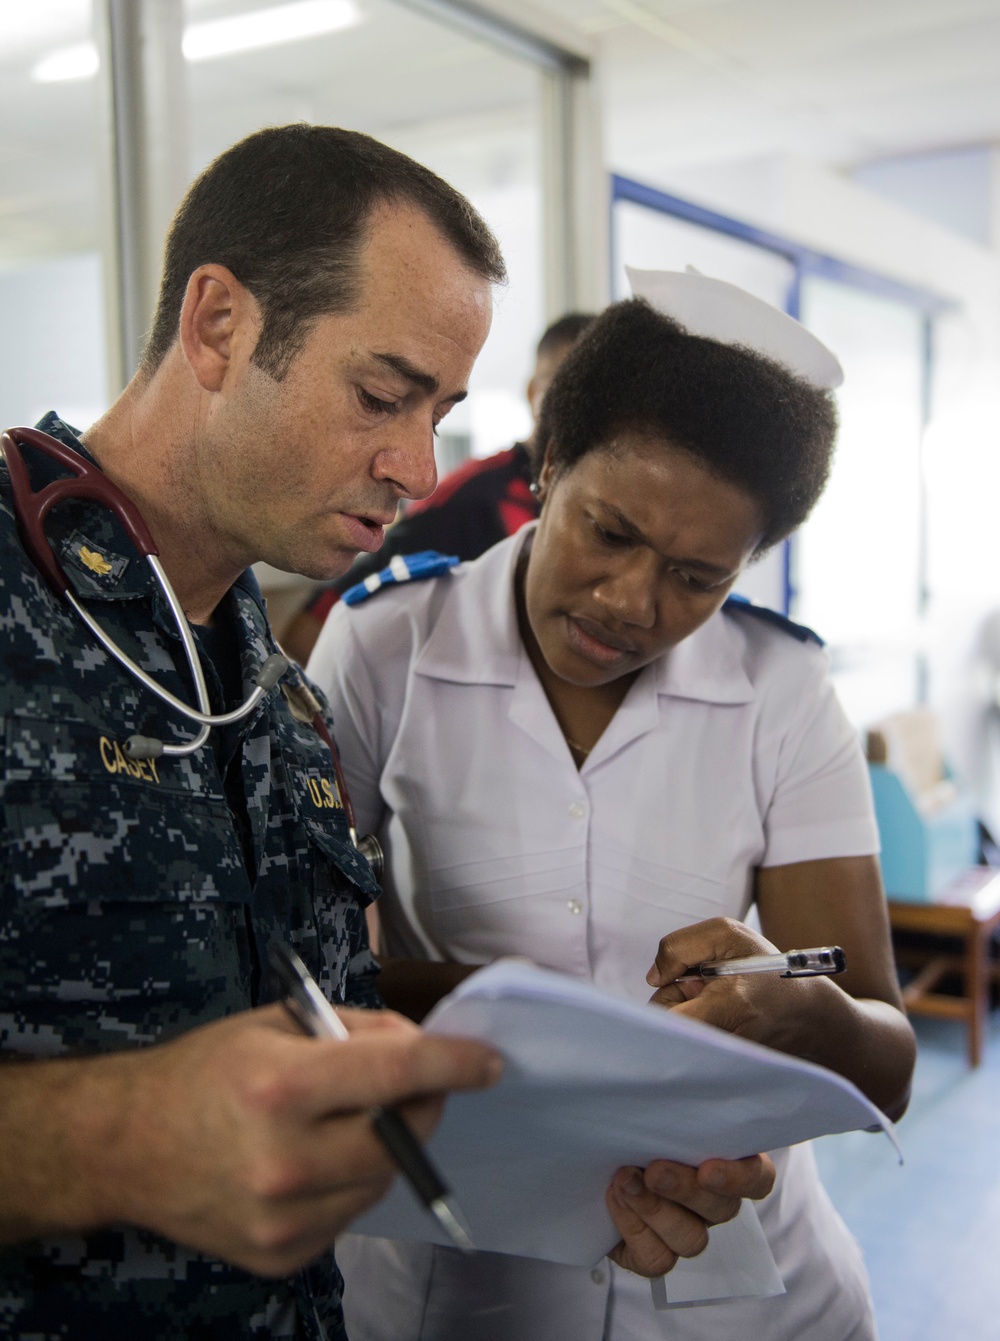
[309,528,880,1341]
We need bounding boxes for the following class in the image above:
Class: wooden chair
[887,868,1000,1067]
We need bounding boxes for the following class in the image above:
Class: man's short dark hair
[535,298,838,554]
[536,312,595,360]
[143,123,507,379]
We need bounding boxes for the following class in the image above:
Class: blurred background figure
[280,312,594,664]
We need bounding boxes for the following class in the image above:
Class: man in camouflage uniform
[0,125,503,1339]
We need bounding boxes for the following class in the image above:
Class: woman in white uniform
[309,275,916,1341]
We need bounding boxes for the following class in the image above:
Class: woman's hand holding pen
[644,888,916,1119]
[644,917,832,1054]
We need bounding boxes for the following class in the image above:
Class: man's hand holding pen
[123,1004,502,1275]
[0,1003,502,1275]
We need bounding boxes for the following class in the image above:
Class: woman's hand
[644,857,917,1119]
[644,917,819,1050]
[604,1154,776,1276]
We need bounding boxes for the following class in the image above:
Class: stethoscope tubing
[2,425,280,759]
[3,424,383,875]
[66,555,281,756]
[69,583,211,757]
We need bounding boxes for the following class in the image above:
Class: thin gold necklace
[565,736,593,758]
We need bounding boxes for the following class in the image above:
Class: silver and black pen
[268,943,474,1253]
[675,945,847,983]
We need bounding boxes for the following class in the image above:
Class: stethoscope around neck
[1,425,383,880]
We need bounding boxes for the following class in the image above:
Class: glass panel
[0,0,108,429]
[612,201,796,308]
[796,275,925,725]
[183,0,543,464]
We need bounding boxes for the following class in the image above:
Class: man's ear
[178,264,262,393]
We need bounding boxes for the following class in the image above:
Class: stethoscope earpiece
[123,654,289,760]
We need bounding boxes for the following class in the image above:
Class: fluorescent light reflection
[30,0,362,83]
[184,1,361,61]
[32,42,99,83]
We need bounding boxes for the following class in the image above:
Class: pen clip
[781,946,847,978]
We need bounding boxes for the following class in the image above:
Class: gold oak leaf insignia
[79,546,113,577]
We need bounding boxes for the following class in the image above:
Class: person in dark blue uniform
[0,124,506,1341]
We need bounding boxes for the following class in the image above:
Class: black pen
[675,945,847,983]
[267,943,474,1253]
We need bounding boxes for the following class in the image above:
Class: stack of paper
[350,962,899,1303]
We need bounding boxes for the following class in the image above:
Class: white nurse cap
[626,265,844,391]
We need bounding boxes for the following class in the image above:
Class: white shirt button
[567,899,582,915]
[569,802,586,819]
[591,1267,605,1284]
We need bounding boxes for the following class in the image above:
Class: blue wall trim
[611,173,954,316]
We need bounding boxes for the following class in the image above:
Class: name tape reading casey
[98,735,343,818]
[99,736,161,784]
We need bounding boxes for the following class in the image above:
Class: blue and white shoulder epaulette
[341,550,460,606]
[722,594,824,646]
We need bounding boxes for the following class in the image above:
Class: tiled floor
[813,1013,1000,1341]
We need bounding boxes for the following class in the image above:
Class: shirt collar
[229,565,282,691]
[15,412,157,603]
[15,414,268,628]
[414,526,529,686]
[413,521,755,705]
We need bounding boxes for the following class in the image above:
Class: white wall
[853,146,999,249]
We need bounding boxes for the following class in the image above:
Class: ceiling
[2,0,1000,268]
[539,0,1000,175]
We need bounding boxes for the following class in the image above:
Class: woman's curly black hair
[534,298,838,554]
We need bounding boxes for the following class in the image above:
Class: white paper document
[351,962,899,1304]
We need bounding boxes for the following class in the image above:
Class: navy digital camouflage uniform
[0,414,381,1340]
